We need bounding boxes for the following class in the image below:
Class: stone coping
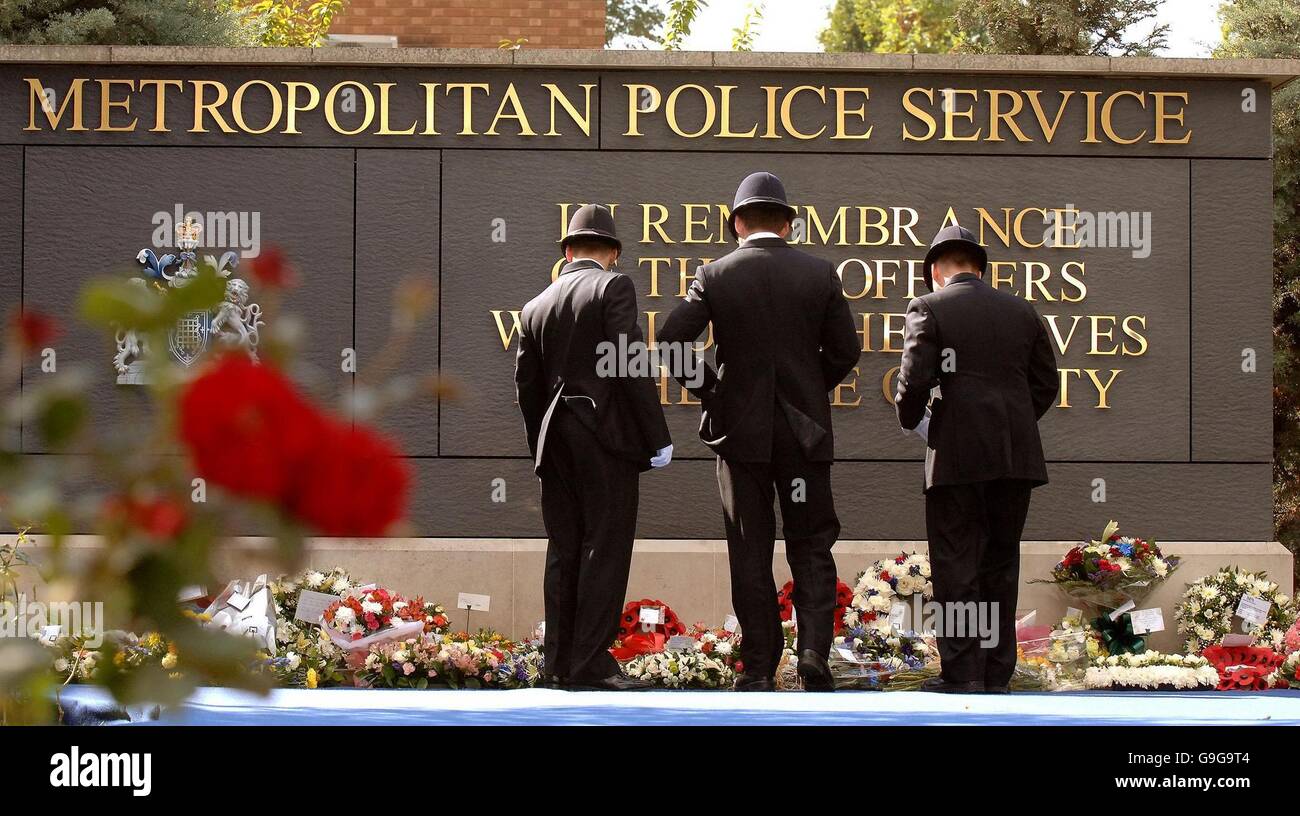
[0,46,1295,86]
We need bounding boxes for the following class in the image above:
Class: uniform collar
[740,233,788,248]
[560,258,606,275]
[944,272,984,287]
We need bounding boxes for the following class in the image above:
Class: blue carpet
[55,685,1300,726]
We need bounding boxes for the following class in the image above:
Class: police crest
[115,216,264,384]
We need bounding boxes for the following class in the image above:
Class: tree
[661,0,707,50]
[607,0,665,47]
[819,0,980,54]
[0,0,251,45]
[954,0,1168,56]
[1217,0,1300,582]
[222,0,345,47]
[731,2,765,52]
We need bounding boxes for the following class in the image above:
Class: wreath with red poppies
[610,598,688,662]
[1201,644,1286,690]
[617,598,686,640]
[777,579,854,634]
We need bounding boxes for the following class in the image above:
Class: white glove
[903,408,931,443]
[650,444,673,468]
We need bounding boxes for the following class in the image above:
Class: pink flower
[403,662,415,676]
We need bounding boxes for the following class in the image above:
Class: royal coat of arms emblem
[115,216,265,385]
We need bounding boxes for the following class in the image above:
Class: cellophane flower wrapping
[1033,521,1179,611]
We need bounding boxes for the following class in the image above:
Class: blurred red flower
[179,354,409,536]
[288,419,410,536]
[245,246,296,289]
[179,355,326,502]
[10,310,58,352]
[104,495,188,539]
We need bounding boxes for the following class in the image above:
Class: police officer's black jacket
[515,258,671,473]
[658,236,860,463]
[895,274,1059,490]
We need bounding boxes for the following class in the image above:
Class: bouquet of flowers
[267,566,360,686]
[1173,567,1297,653]
[265,624,348,689]
[271,566,356,621]
[1083,651,1219,691]
[1015,614,1098,691]
[1033,521,1179,610]
[321,587,427,651]
[689,624,741,669]
[844,552,933,639]
[360,632,543,689]
[623,646,736,689]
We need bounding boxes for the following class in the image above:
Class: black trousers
[924,478,1034,687]
[717,412,840,679]
[538,410,640,682]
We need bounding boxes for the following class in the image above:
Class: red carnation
[288,419,410,536]
[179,355,325,501]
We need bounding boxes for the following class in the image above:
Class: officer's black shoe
[733,674,775,692]
[568,673,652,691]
[540,674,567,689]
[983,684,1010,694]
[797,650,835,692]
[920,676,985,694]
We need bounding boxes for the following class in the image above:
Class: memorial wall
[0,50,1278,544]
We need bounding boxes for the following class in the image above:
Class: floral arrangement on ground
[1173,567,1296,653]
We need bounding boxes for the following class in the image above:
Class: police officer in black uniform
[515,204,673,691]
[659,173,860,692]
[896,225,1059,694]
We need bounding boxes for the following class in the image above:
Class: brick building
[330,0,607,48]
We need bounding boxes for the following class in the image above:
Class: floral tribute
[844,552,933,638]
[777,579,854,633]
[179,354,409,537]
[622,624,742,689]
[1083,651,1220,691]
[1173,567,1297,653]
[1034,521,1179,610]
[611,598,687,661]
[322,587,426,643]
[360,630,544,690]
[1200,644,1286,691]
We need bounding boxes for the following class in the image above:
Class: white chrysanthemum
[304,571,325,588]
[333,607,356,625]
[361,600,383,615]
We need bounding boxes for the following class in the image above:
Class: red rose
[287,419,410,536]
[179,355,325,501]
